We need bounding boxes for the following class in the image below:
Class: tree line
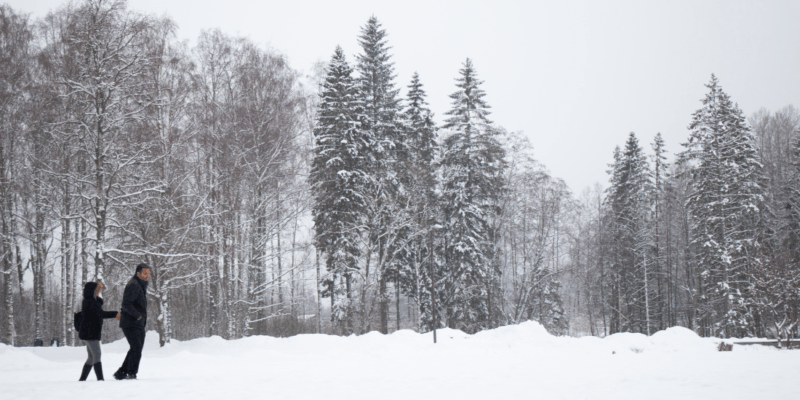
[2,0,797,348]
[566,78,800,340]
[1,0,313,347]
[309,14,577,336]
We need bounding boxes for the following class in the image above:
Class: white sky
[11,0,800,194]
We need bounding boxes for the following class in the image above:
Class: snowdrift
[0,321,796,400]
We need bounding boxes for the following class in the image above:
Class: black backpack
[73,311,83,331]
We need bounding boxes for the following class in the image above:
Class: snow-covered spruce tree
[651,133,670,330]
[437,59,506,333]
[659,158,697,329]
[749,244,800,342]
[310,46,370,333]
[603,145,624,333]
[355,16,406,334]
[604,133,654,334]
[747,122,800,341]
[400,72,438,332]
[785,125,800,265]
[403,73,438,172]
[678,74,767,338]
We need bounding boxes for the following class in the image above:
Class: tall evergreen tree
[678,74,767,337]
[356,16,405,333]
[603,145,624,333]
[749,121,800,341]
[437,59,505,333]
[651,133,669,329]
[783,123,800,263]
[604,133,653,334]
[357,16,401,151]
[310,46,369,331]
[403,73,436,158]
[400,72,438,331]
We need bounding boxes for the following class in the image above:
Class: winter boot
[113,368,126,381]
[93,362,104,381]
[79,364,93,381]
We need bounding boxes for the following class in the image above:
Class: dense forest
[1,0,798,348]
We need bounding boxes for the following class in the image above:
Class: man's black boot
[113,368,126,380]
[93,362,104,381]
[79,364,92,381]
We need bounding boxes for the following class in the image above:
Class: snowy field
[1,322,798,400]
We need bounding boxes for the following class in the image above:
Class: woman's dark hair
[135,263,150,273]
[83,282,99,299]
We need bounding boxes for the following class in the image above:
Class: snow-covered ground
[1,322,798,400]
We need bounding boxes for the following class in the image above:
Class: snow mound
[1,323,796,400]
[0,322,758,365]
[590,326,719,354]
[423,321,719,354]
[474,320,556,344]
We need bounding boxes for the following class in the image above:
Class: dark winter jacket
[79,282,118,341]
[120,275,148,329]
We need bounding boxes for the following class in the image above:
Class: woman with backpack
[78,281,120,381]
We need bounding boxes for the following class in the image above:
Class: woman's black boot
[93,362,104,381]
[79,364,93,381]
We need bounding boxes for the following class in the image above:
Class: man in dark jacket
[78,281,120,381]
[114,263,150,380]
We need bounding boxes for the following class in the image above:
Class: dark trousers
[119,327,145,375]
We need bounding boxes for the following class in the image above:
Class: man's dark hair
[135,263,150,274]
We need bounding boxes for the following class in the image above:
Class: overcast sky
[10,0,800,194]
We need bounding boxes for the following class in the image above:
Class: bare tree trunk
[1,137,16,346]
[644,252,651,336]
[224,223,235,340]
[290,216,297,320]
[276,195,283,314]
[1,209,15,346]
[413,242,422,331]
[60,176,73,346]
[316,248,321,333]
[154,271,171,347]
[2,253,14,346]
[345,275,352,334]
[32,203,47,342]
[598,195,607,336]
[378,236,388,334]
[236,211,245,338]
[79,160,89,289]
[269,235,276,325]
[361,243,372,332]
[395,279,401,331]
[206,263,216,337]
[61,214,71,346]
[93,119,106,282]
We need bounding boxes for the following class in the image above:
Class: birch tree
[120,18,206,347]
[57,0,157,283]
[0,5,33,346]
